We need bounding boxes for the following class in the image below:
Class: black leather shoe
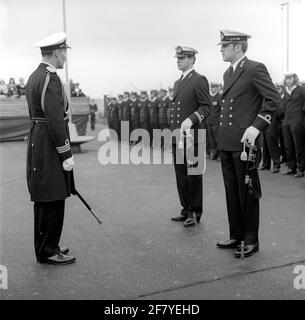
[60,247,69,255]
[39,253,76,265]
[183,213,201,227]
[217,239,240,249]
[234,243,259,258]
[171,214,188,222]
[272,168,280,174]
[183,217,196,227]
[282,169,296,175]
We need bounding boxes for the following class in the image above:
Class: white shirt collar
[286,85,298,95]
[231,55,246,71]
[41,61,57,72]
[182,67,194,79]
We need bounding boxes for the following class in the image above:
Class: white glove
[241,126,260,145]
[62,156,75,171]
[180,118,193,136]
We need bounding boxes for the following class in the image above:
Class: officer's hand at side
[180,118,193,135]
[63,156,75,171]
[241,126,260,145]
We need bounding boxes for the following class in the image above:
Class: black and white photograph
[1,0,305,308]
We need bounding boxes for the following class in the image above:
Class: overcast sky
[1,0,304,98]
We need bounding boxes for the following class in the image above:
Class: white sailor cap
[217,29,251,45]
[174,45,198,57]
[284,71,297,78]
[35,32,71,51]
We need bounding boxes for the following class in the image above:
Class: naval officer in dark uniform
[170,45,211,227]
[216,29,280,258]
[26,32,76,265]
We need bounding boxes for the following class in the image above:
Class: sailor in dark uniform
[122,91,131,144]
[130,91,140,144]
[170,45,211,227]
[149,89,159,148]
[281,73,305,178]
[167,88,174,128]
[26,32,76,265]
[216,29,280,258]
[157,89,170,150]
[117,94,124,141]
[139,90,151,147]
[207,82,222,160]
[109,96,120,141]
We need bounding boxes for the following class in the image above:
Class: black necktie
[177,74,183,87]
[228,66,233,78]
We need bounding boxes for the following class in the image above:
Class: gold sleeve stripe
[194,111,203,123]
[56,139,70,153]
[56,146,70,154]
[258,114,271,124]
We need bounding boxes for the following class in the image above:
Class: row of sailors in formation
[105,84,223,150]
[105,83,223,130]
[105,88,174,130]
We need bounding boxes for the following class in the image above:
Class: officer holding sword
[26,32,76,265]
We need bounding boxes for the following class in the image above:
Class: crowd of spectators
[0,77,87,99]
[70,80,86,97]
[0,77,27,98]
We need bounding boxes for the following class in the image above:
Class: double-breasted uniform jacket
[158,96,170,125]
[218,57,280,151]
[26,63,75,202]
[139,98,150,124]
[169,70,211,143]
[149,97,159,126]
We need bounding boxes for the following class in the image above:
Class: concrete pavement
[1,122,305,300]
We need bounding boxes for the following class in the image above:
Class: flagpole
[280,2,289,73]
[62,0,72,121]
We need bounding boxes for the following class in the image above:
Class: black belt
[31,117,69,123]
[31,117,46,123]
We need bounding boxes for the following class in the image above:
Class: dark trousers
[151,122,160,147]
[159,123,169,149]
[282,120,305,172]
[90,115,96,130]
[140,121,151,147]
[262,131,281,169]
[172,144,203,216]
[220,150,261,244]
[111,120,120,141]
[203,120,210,155]
[131,120,141,143]
[207,123,219,158]
[279,125,287,163]
[34,200,65,259]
